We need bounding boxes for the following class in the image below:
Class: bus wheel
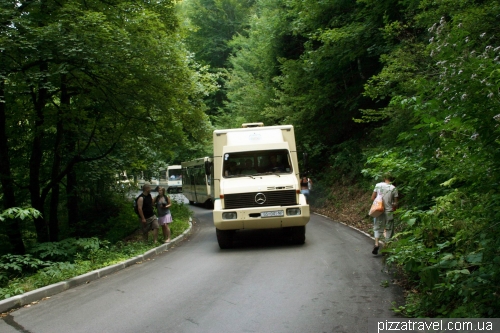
[189,200,194,205]
[216,229,234,249]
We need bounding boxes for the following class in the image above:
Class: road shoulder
[0,220,192,315]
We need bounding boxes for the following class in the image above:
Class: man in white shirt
[371,174,398,255]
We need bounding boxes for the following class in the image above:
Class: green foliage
[0,254,53,285]
[29,237,101,262]
[222,0,294,128]
[0,208,42,254]
[71,189,138,241]
[0,215,191,299]
[0,191,192,299]
[0,208,42,222]
[180,0,255,119]
[182,0,255,68]
[0,0,216,246]
[168,201,192,237]
[383,192,500,317]
[362,1,500,317]
[327,140,366,182]
[104,201,142,244]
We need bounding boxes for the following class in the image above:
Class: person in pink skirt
[154,187,173,243]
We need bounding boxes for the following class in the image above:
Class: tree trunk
[29,62,49,243]
[48,77,69,241]
[0,80,25,254]
[48,128,63,241]
[48,184,60,241]
[66,168,79,236]
[357,58,365,80]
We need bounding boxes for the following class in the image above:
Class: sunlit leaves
[0,208,41,222]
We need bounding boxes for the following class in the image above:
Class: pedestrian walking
[307,177,313,191]
[154,187,173,243]
[136,182,159,243]
[300,176,310,204]
[371,174,398,255]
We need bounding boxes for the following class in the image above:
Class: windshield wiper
[249,173,281,178]
[260,172,280,177]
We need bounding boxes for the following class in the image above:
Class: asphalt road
[0,202,402,333]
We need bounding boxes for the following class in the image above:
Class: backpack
[133,194,142,216]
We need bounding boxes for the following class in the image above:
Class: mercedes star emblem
[255,193,266,204]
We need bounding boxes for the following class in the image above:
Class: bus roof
[213,124,293,135]
[181,157,211,168]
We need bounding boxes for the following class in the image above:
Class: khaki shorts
[373,212,394,239]
[141,215,159,233]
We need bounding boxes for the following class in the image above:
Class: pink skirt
[158,213,173,225]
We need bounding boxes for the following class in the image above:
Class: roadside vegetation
[0,0,203,303]
[0,200,191,300]
[0,0,215,253]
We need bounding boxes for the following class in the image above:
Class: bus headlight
[222,212,237,220]
[286,208,301,216]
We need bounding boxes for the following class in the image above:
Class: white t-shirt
[373,182,398,212]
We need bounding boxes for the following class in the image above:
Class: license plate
[261,210,284,218]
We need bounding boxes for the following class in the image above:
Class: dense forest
[0,0,215,249]
[1,0,499,318]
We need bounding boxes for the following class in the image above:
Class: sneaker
[372,246,379,255]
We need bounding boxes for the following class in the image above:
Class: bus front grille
[224,190,297,210]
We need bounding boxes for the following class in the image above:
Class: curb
[313,212,384,244]
[0,220,193,314]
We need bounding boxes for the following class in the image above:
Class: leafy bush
[363,10,500,317]
[0,208,42,222]
[385,191,500,317]
[171,200,190,218]
[0,208,42,255]
[0,254,53,286]
[0,240,153,299]
[104,201,141,243]
[29,237,101,262]
[327,140,366,183]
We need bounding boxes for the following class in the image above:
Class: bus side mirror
[303,153,308,174]
[205,161,212,176]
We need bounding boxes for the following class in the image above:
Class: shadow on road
[187,201,214,209]
[222,228,306,251]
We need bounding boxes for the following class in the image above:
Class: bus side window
[195,168,204,185]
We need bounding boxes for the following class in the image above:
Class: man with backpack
[135,182,159,243]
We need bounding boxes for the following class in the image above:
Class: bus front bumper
[213,197,310,230]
